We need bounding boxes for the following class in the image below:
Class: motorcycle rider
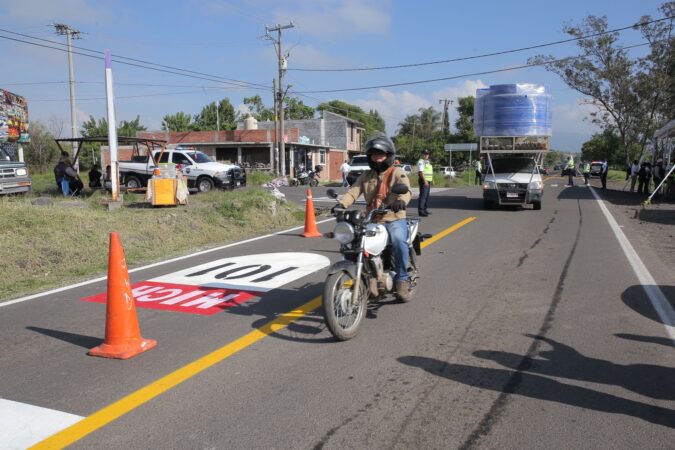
[332,133,414,300]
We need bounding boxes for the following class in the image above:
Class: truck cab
[483,155,543,210]
[346,155,370,186]
[120,149,245,193]
[0,144,31,195]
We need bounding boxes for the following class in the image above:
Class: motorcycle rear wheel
[323,270,367,341]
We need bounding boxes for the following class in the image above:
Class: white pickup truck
[482,155,543,210]
[119,149,246,193]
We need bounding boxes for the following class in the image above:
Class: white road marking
[550,184,559,187]
[0,218,336,308]
[590,187,675,343]
[0,399,83,449]
[152,252,330,292]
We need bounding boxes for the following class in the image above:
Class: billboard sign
[0,89,30,143]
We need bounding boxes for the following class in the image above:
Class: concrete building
[253,110,364,179]
[136,128,345,180]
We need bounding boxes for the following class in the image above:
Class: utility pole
[273,78,279,174]
[265,22,294,177]
[439,98,453,136]
[54,23,81,171]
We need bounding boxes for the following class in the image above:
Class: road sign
[444,143,477,151]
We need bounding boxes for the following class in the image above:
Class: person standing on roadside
[417,149,433,217]
[339,158,350,187]
[582,160,591,185]
[474,156,483,185]
[638,160,652,195]
[601,157,609,189]
[629,160,640,192]
[566,155,575,187]
[652,159,665,198]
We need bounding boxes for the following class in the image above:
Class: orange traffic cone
[302,188,322,238]
[88,232,157,359]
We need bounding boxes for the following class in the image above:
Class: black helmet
[365,133,396,173]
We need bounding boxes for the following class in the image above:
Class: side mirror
[391,184,409,195]
[326,189,338,199]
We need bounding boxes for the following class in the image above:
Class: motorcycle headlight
[483,181,496,189]
[333,222,355,244]
[529,181,543,189]
[16,168,27,176]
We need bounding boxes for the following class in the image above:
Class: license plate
[506,192,518,198]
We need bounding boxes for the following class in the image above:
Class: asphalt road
[1,181,673,449]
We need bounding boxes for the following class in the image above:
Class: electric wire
[294,42,652,94]
[290,15,673,72]
[0,28,270,91]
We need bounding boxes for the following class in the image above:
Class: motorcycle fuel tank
[363,223,388,256]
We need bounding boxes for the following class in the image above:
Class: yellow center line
[421,216,476,248]
[31,216,476,449]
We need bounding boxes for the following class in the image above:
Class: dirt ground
[582,176,675,276]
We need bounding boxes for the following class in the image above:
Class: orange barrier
[302,188,322,238]
[89,232,157,359]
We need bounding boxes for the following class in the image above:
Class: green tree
[395,106,446,164]
[453,96,476,144]
[243,95,275,121]
[79,115,146,169]
[529,3,674,167]
[118,116,147,137]
[162,112,192,132]
[580,131,624,166]
[23,121,60,170]
[192,98,238,131]
[80,115,108,138]
[284,97,314,120]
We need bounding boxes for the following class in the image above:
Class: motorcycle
[291,166,322,187]
[322,185,430,341]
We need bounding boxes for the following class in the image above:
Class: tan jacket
[340,167,411,222]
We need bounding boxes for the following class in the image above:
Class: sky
[0,0,668,151]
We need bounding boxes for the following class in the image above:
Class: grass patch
[433,171,475,187]
[0,184,303,301]
[246,170,275,186]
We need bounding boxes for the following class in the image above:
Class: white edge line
[0,218,335,308]
[589,187,675,343]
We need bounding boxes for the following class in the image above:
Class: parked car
[394,163,413,176]
[589,161,603,178]
[439,166,457,177]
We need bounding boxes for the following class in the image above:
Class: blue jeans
[61,178,71,196]
[384,219,410,282]
[342,173,349,187]
[418,181,430,213]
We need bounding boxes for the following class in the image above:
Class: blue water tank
[473,84,552,136]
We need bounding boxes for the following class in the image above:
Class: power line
[0,28,270,91]
[294,42,652,94]
[0,80,255,91]
[30,90,216,102]
[290,16,673,72]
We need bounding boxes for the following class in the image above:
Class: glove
[391,200,406,213]
[331,204,345,214]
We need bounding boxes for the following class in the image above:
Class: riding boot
[395,280,413,301]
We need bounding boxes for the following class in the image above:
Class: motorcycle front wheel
[323,270,367,341]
